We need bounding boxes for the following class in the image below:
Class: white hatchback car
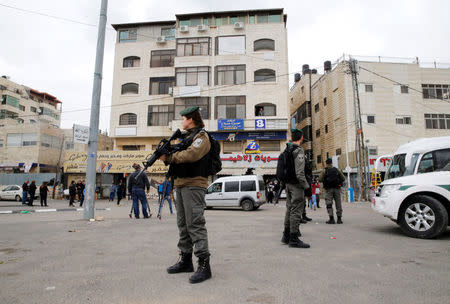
[0,185,23,201]
[205,175,266,211]
[372,136,450,239]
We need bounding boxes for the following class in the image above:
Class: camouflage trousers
[284,183,305,233]
[325,187,343,217]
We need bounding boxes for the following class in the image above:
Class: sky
[1,0,449,132]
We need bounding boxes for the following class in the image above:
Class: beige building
[0,76,64,173]
[290,56,450,173]
[110,9,290,179]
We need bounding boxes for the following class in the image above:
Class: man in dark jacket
[22,180,29,205]
[128,163,151,219]
[69,181,77,207]
[28,181,37,206]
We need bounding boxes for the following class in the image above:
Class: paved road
[0,199,449,304]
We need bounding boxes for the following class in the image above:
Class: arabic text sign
[220,153,279,168]
[73,124,90,144]
[218,119,244,131]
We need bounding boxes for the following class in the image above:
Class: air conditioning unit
[168,87,173,95]
[197,24,207,31]
[234,22,244,29]
[156,36,166,43]
[180,25,189,33]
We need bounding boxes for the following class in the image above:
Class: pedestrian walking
[273,180,280,205]
[311,179,320,210]
[78,180,85,207]
[28,180,37,206]
[160,106,213,284]
[319,158,346,224]
[40,182,49,207]
[109,183,117,202]
[128,163,151,219]
[21,180,29,205]
[116,180,126,206]
[267,181,274,204]
[157,178,174,219]
[277,128,310,248]
[69,181,77,207]
[158,182,164,204]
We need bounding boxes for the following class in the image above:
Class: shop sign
[218,119,244,131]
[220,153,279,168]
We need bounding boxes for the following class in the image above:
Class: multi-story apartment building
[290,56,450,175]
[110,9,290,179]
[0,76,63,173]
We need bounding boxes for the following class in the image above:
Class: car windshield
[386,153,420,179]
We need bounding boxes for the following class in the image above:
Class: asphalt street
[0,198,449,304]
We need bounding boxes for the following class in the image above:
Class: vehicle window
[386,154,406,179]
[434,148,450,171]
[404,153,420,176]
[3,186,12,191]
[259,180,265,191]
[12,186,20,190]
[241,180,256,191]
[208,183,222,193]
[225,181,239,192]
[417,152,434,174]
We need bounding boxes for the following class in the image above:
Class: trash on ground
[96,216,104,221]
[45,286,56,291]
[68,230,76,232]
[20,211,31,214]
[89,218,95,222]
[330,237,337,239]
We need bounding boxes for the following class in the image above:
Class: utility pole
[84,0,108,220]
[349,59,367,201]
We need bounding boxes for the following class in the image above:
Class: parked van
[205,175,266,211]
[372,136,450,238]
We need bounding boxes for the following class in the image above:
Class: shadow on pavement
[369,225,450,240]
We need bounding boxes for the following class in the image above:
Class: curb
[0,207,111,215]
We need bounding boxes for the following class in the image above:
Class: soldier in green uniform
[159,106,212,284]
[281,129,311,248]
[319,158,346,224]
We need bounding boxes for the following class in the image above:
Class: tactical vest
[170,128,209,178]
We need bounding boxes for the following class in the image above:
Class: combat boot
[288,233,310,248]
[281,227,290,244]
[337,216,343,224]
[326,216,336,224]
[303,215,312,222]
[167,252,194,274]
[189,256,212,284]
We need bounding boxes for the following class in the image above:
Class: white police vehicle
[372,136,450,238]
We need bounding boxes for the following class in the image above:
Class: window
[257,14,268,23]
[336,148,342,155]
[119,113,137,125]
[259,140,279,151]
[396,116,412,125]
[149,77,175,95]
[422,84,450,100]
[7,133,38,147]
[215,16,229,26]
[208,182,223,193]
[19,105,25,111]
[66,141,74,150]
[255,103,276,116]
[241,180,256,192]
[293,101,311,123]
[365,84,373,92]
[177,37,210,56]
[175,97,210,119]
[367,115,376,124]
[179,19,190,27]
[0,109,18,119]
[3,95,19,108]
[314,103,319,113]
[323,97,327,106]
[30,119,36,124]
[230,16,246,24]
[417,152,434,174]
[368,146,378,155]
[121,83,139,95]
[7,133,21,147]
[150,50,175,67]
[268,14,281,23]
[215,65,246,85]
[316,129,320,138]
[30,106,37,113]
[41,134,61,149]
[176,67,210,86]
[225,181,239,192]
[123,56,140,68]
[254,69,275,82]
[161,27,175,40]
[424,113,450,129]
[254,39,275,51]
[147,105,174,126]
[216,96,245,119]
[317,155,322,164]
[401,85,409,94]
[249,15,255,24]
[325,124,328,133]
[216,36,245,55]
[223,140,243,153]
[203,17,213,26]
[119,29,137,43]
[122,145,140,151]
[434,149,450,171]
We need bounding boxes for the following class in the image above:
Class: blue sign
[245,141,261,154]
[255,119,266,129]
[218,119,244,131]
[210,131,287,141]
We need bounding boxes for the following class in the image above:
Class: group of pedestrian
[108,181,126,206]
[68,180,85,207]
[21,180,50,206]
[279,129,346,250]
[265,180,281,204]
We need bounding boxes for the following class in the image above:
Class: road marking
[0,210,13,214]
[35,209,57,213]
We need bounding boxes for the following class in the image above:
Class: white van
[205,175,266,211]
[372,136,450,238]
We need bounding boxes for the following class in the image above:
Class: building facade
[0,76,63,173]
[290,57,450,174]
[110,9,290,179]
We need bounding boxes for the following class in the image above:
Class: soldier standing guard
[159,106,212,284]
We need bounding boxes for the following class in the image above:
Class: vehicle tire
[15,195,21,202]
[241,199,254,211]
[398,195,448,239]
